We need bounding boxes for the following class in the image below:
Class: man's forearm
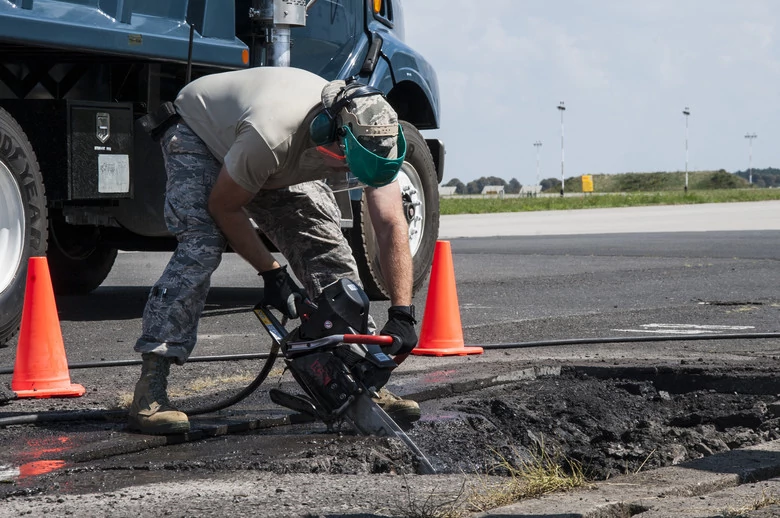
[207,166,278,274]
[378,221,413,306]
[212,210,278,273]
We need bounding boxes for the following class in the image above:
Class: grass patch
[721,490,780,517]
[115,393,133,409]
[393,441,586,517]
[115,368,286,407]
[440,189,780,215]
[466,444,587,513]
[394,479,470,518]
[166,371,263,398]
[186,372,257,393]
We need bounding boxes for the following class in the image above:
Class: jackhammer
[255,278,436,474]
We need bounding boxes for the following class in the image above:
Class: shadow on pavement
[55,286,264,322]
[679,448,780,479]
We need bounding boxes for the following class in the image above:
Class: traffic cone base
[11,257,85,399]
[13,385,86,399]
[411,345,484,357]
[412,240,483,357]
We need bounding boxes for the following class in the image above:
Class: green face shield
[341,124,407,188]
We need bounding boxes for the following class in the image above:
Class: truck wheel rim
[0,161,25,294]
[397,162,425,256]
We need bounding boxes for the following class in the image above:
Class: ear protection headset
[310,81,397,145]
[310,79,407,188]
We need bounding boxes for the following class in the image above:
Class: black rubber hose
[5,332,778,376]
[184,339,280,416]
[3,331,780,427]
[477,332,780,350]
[0,353,273,376]
[0,307,290,427]
[0,409,128,427]
[0,341,280,428]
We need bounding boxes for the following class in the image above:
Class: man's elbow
[207,197,225,223]
[206,198,217,219]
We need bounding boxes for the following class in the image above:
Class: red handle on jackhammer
[341,334,394,346]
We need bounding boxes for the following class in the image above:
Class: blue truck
[0,0,443,347]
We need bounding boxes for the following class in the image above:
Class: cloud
[403,1,780,185]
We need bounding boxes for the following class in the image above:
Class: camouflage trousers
[134,122,363,364]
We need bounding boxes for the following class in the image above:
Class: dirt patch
[3,365,780,500]
[84,366,780,481]
[410,367,780,479]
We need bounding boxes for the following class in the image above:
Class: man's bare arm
[207,165,279,273]
[365,182,413,306]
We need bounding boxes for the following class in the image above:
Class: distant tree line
[733,168,780,188]
[443,176,522,194]
[444,169,779,194]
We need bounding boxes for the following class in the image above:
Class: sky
[402,0,780,186]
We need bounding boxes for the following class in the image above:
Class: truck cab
[0,0,443,347]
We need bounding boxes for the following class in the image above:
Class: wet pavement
[5,356,780,517]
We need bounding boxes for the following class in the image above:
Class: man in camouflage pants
[129,67,420,435]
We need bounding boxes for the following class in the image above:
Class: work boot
[128,353,190,435]
[373,387,421,424]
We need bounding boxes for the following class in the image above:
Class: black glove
[260,265,307,319]
[380,305,418,355]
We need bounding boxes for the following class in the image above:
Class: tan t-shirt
[174,67,328,193]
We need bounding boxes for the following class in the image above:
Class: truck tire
[47,212,118,295]
[350,121,439,300]
[0,108,48,348]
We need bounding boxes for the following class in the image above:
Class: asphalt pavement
[2,201,780,517]
[451,200,780,517]
[439,200,780,238]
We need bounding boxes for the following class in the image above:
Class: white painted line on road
[613,329,729,335]
[641,323,755,330]
[612,323,755,335]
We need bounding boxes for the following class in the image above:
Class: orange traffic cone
[11,257,85,398]
[412,241,483,356]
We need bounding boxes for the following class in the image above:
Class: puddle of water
[21,436,71,458]
[18,460,66,478]
[0,436,73,483]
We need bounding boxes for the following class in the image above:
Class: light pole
[558,101,566,196]
[682,107,690,193]
[745,133,757,184]
[533,141,542,186]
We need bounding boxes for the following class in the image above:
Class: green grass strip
[440,189,780,215]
